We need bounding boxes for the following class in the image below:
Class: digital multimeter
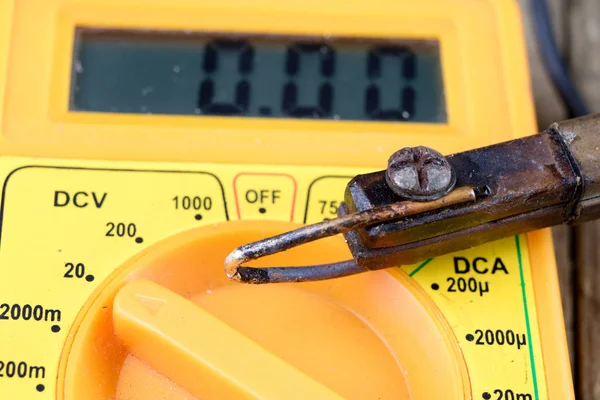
[0,0,574,399]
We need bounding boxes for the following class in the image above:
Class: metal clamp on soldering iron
[224,113,600,284]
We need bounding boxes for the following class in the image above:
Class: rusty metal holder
[224,113,600,284]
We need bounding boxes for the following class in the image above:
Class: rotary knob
[56,220,469,399]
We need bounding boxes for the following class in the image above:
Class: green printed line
[516,235,539,400]
[409,258,433,277]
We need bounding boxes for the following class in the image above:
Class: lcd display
[69,28,447,122]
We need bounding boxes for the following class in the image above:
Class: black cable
[531,0,590,117]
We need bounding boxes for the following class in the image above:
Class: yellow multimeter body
[0,0,574,399]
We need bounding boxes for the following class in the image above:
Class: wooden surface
[570,1,600,398]
[517,0,600,398]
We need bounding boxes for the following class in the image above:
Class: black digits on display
[282,43,334,118]
[70,29,446,122]
[365,46,416,120]
[195,40,417,120]
[198,40,253,115]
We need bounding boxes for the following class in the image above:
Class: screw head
[385,146,456,201]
